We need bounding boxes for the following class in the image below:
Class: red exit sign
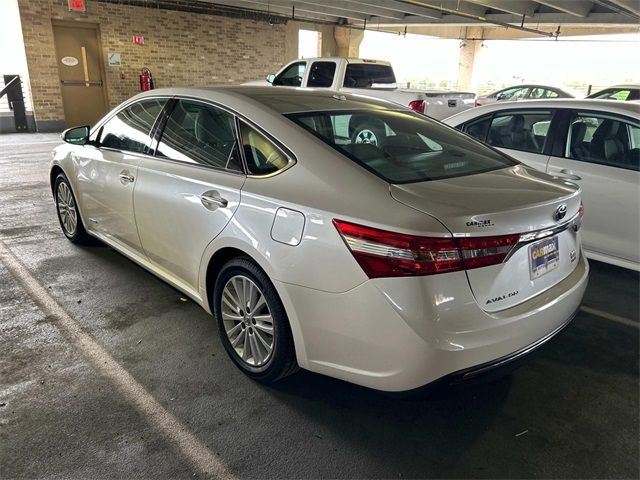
[68,0,86,12]
[132,35,145,45]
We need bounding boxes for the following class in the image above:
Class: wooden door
[52,23,108,127]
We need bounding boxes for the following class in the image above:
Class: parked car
[443,99,639,271]
[586,84,640,101]
[51,87,587,392]
[246,57,475,123]
[475,84,575,107]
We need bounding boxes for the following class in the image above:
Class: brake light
[333,220,520,278]
[408,99,426,113]
[579,201,584,218]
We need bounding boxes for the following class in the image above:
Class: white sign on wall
[108,52,122,66]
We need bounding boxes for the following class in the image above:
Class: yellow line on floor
[0,239,234,479]
[580,305,638,329]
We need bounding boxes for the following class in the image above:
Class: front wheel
[54,173,91,244]
[213,257,298,383]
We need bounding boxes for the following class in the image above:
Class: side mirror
[266,73,275,84]
[62,126,90,145]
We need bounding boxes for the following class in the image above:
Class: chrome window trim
[171,94,298,179]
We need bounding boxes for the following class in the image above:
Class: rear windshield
[286,109,518,184]
[343,64,396,89]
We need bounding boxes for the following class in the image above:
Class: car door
[76,98,167,252]
[133,98,245,294]
[480,109,557,171]
[546,110,640,266]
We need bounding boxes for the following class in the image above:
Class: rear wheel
[54,173,90,244]
[213,257,298,383]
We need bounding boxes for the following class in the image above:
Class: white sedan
[51,87,587,392]
[444,99,639,271]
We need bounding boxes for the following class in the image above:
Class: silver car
[51,87,588,392]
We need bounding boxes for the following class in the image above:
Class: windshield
[343,64,397,89]
[286,110,518,184]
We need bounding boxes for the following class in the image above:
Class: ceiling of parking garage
[190,0,640,28]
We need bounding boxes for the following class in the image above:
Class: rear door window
[307,61,337,88]
[462,116,491,142]
[486,110,554,154]
[156,99,242,171]
[565,112,639,171]
[273,62,306,87]
[98,99,165,154]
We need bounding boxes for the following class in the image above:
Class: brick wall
[17,0,292,127]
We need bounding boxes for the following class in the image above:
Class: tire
[54,173,91,244]
[349,118,386,146]
[213,257,298,383]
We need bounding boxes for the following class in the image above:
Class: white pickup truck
[249,57,475,120]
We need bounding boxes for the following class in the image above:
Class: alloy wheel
[354,128,379,145]
[56,182,78,236]
[221,275,274,367]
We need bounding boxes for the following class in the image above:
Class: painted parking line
[0,239,234,479]
[580,306,638,329]
[0,140,62,146]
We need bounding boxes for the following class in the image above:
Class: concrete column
[334,27,364,58]
[457,39,482,91]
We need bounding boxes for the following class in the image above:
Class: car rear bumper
[276,253,589,392]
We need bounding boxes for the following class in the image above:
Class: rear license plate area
[529,236,559,280]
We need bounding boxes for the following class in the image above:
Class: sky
[359,30,640,94]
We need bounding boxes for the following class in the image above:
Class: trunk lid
[390,165,583,312]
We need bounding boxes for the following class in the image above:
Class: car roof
[595,84,640,89]
[443,98,640,125]
[287,57,392,66]
[134,85,401,114]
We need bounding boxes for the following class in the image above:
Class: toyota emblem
[554,204,567,221]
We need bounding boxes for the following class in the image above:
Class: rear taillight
[579,201,584,218]
[474,100,480,107]
[334,220,519,278]
[408,99,426,113]
[457,234,519,269]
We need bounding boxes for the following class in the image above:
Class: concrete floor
[1,133,638,479]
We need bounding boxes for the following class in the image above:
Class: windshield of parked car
[286,109,518,184]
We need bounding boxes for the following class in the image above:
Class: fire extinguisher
[139,67,155,91]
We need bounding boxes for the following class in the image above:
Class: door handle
[200,191,228,209]
[556,169,581,181]
[119,171,135,184]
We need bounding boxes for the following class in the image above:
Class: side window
[497,87,528,101]
[273,62,306,87]
[593,89,631,101]
[462,116,491,142]
[99,99,165,153]
[240,122,290,176]
[156,100,242,171]
[307,61,337,88]
[530,88,559,99]
[565,113,639,171]
[486,110,553,154]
